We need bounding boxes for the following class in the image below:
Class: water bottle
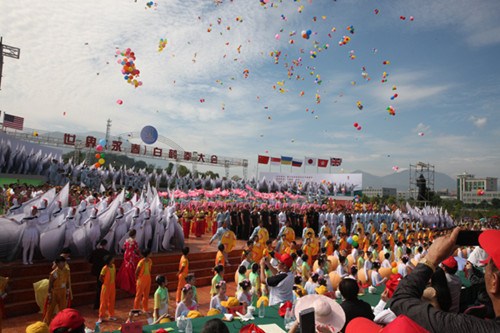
[94,322,101,333]
[258,302,265,318]
[185,318,193,333]
[284,307,293,330]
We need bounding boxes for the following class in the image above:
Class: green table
[109,287,386,333]
[110,306,286,333]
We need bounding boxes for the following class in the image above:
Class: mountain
[352,170,456,191]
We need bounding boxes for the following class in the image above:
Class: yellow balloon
[98,158,105,164]
[391,267,398,274]
[352,235,359,242]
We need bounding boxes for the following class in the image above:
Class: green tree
[231,175,241,181]
[177,164,191,177]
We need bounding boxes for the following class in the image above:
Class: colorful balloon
[98,158,105,165]
[96,145,103,152]
[116,99,123,105]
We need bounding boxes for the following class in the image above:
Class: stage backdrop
[259,172,362,192]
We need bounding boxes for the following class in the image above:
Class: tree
[177,164,191,177]
[491,198,500,209]
[231,175,241,181]
[166,162,174,175]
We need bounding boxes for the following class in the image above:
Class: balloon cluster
[353,122,362,131]
[383,60,390,65]
[356,101,363,110]
[146,1,157,9]
[315,93,321,104]
[347,235,359,247]
[392,166,399,172]
[418,132,425,136]
[349,50,356,60]
[338,35,351,46]
[94,139,107,168]
[387,106,396,116]
[243,69,249,78]
[390,93,399,100]
[301,29,312,39]
[158,38,167,52]
[346,25,355,34]
[381,71,389,83]
[117,48,142,88]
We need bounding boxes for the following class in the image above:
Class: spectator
[88,239,109,310]
[441,256,461,313]
[290,294,346,333]
[49,308,86,333]
[391,228,500,332]
[201,318,229,333]
[175,284,198,319]
[339,278,374,330]
[260,253,294,306]
[153,275,169,323]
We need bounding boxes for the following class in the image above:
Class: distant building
[363,187,397,198]
[397,189,418,200]
[457,172,500,204]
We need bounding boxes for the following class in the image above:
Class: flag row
[257,155,342,167]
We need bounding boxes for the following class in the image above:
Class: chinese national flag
[318,159,328,168]
[258,155,270,164]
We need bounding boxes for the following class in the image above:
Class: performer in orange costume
[134,249,153,312]
[176,247,190,303]
[44,256,71,324]
[98,255,116,322]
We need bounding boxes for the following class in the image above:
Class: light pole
[0,37,21,90]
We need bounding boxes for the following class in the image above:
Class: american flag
[3,113,24,130]
[330,157,342,166]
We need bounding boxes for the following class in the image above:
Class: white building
[363,187,397,198]
[457,172,500,204]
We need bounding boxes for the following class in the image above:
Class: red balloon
[353,122,359,127]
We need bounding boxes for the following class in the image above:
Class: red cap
[278,301,293,317]
[385,273,402,298]
[441,256,458,270]
[479,230,500,268]
[346,315,429,333]
[49,308,85,333]
[275,253,293,269]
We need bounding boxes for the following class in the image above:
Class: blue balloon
[306,29,312,35]
[98,139,107,146]
[347,236,353,244]
[140,125,158,145]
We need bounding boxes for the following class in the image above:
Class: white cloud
[469,116,487,128]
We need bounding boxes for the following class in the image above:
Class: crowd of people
[0,182,499,333]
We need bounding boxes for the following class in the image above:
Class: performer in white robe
[60,207,77,248]
[162,203,177,251]
[130,207,144,249]
[83,208,101,250]
[7,198,22,215]
[19,206,41,265]
[112,207,127,254]
[142,208,153,250]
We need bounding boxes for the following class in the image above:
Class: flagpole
[256,156,259,180]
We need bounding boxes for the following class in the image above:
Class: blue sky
[1,0,499,180]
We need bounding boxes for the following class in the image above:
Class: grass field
[0,177,46,186]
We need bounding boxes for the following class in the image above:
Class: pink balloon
[116,99,123,105]
[96,145,103,152]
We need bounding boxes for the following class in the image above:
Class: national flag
[292,159,303,167]
[3,113,24,130]
[318,159,328,168]
[281,156,293,165]
[258,155,270,164]
[331,157,343,166]
[271,157,281,165]
[305,157,317,166]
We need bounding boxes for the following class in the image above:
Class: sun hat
[294,294,345,332]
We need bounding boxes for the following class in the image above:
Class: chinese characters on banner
[65,134,221,164]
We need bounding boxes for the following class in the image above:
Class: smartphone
[299,307,315,333]
[456,230,482,246]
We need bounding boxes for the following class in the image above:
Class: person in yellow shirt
[176,247,190,303]
[362,232,370,252]
[325,235,334,256]
[367,220,376,235]
[99,255,116,322]
[134,249,153,312]
[379,220,388,233]
[339,234,348,254]
[44,256,71,324]
[302,237,318,267]
[215,244,226,268]
[263,240,273,258]
[251,236,264,263]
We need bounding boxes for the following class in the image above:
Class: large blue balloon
[140,125,158,145]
